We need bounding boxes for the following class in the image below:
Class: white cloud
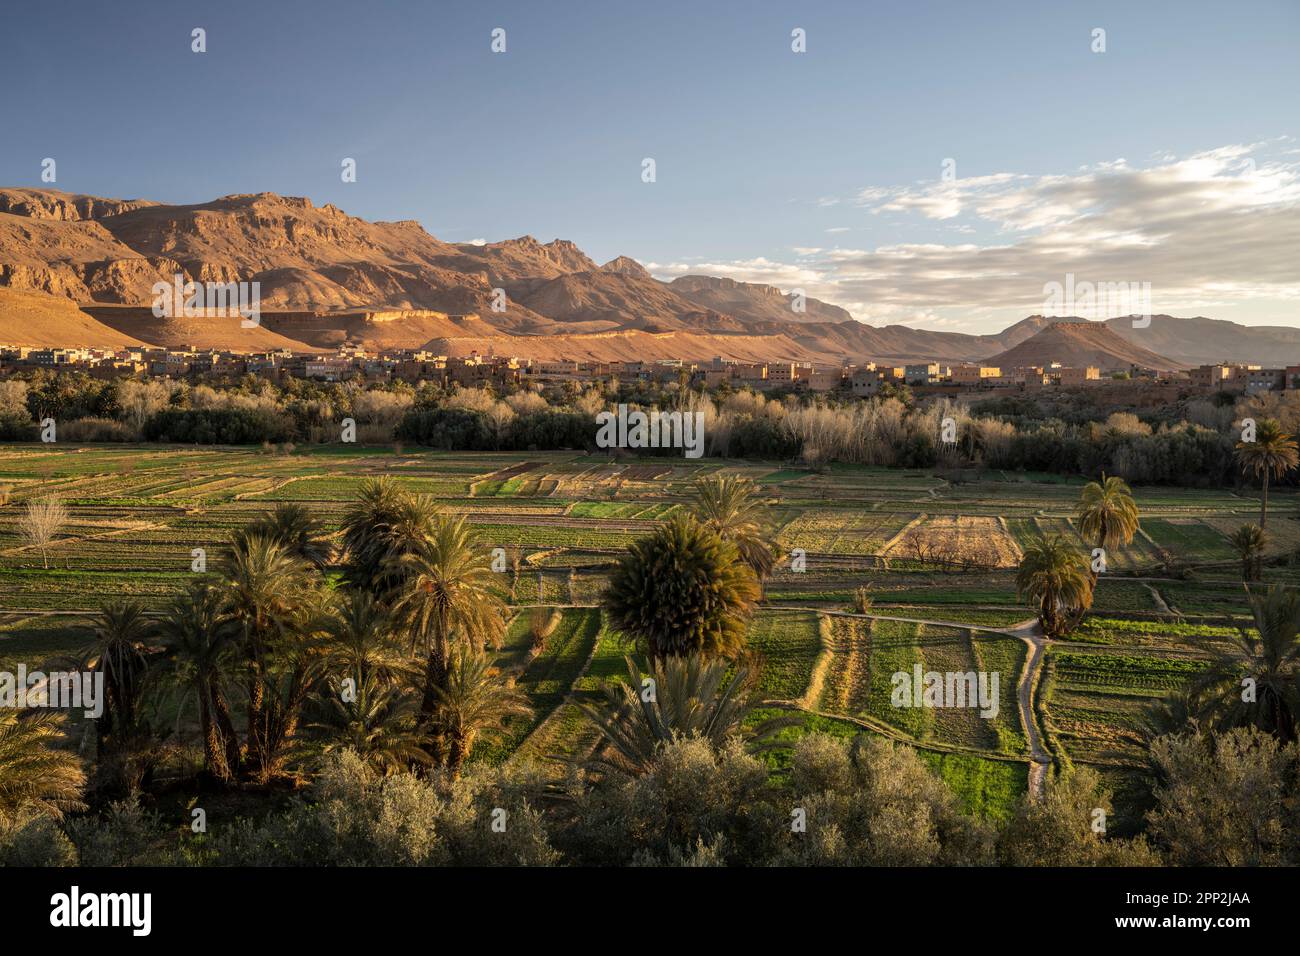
[666,144,1300,332]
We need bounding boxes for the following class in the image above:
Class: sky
[1,0,1297,333]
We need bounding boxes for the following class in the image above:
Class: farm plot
[914,624,999,751]
[776,509,917,556]
[816,616,872,714]
[1068,616,1239,654]
[1042,648,1212,766]
[885,515,1022,569]
[477,607,602,764]
[746,609,822,700]
[1142,519,1232,564]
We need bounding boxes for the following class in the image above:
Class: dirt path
[1006,617,1051,800]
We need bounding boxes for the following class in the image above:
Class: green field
[0,442,1286,822]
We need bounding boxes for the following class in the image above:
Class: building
[850,367,883,397]
[1056,366,1101,386]
[1243,368,1285,395]
[904,363,942,385]
[949,365,1001,386]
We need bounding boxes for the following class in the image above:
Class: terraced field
[0,442,1292,822]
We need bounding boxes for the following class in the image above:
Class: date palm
[604,514,760,661]
[341,478,440,599]
[1228,524,1267,583]
[1015,534,1094,638]
[0,710,86,822]
[432,645,532,776]
[579,654,793,775]
[321,590,415,689]
[300,673,430,776]
[1235,419,1299,529]
[155,583,242,783]
[233,502,333,570]
[1190,585,1300,742]
[691,475,779,581]
[389,514,506,765]
[223,534,322,783]
[76,601,156,761]
[1076,474,1140,558]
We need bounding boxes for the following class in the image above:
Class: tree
[155,583,242,783]
[300,674,430,776]
[1235,418,1298,529]
[340,477,438,598]
[223,534,322,783]
[1229,523,1267,583]
[432,645,532,776]
[997,766,1159,865]
[1191,585,1300,741]
[233,502,333,570]
[691,475,779,581]
[1015,534,1094,638]
[389,514,506,765]
[77,601,156,775]
[579,654,790,775]
[21,497,67,570]
[1075,474,1139,560]
[0,710,85,823]
[604,514,760,661]
[320,590,413,690]
[1146,727,1297,866]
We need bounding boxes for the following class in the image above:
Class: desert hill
[670,275,854,326]
[990,321,1187,371]
[0,288,152,348]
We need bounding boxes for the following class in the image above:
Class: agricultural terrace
[1,443,1295,824]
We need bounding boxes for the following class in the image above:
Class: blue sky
[2,0,1297,332]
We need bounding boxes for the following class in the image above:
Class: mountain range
[0,187,1294,370]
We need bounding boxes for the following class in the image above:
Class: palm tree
[1229,524,1268,583]
[579,654,793,775]
[1015,534,1094,638]
[1076,474,1140,561]
[604,514,760,661]
[76,601,156,761]
[320,590,414,689]
[223,534,322,783]
[233,502,333,570]
[0,710,86,822]
[341,478,440,598]
[691,475,779,580]
[300,673,430,776]
[155,583,242,783]
[341,477,405,587]
[432,645,532,776]
[389,514,506,764]
[1235,418,1299,529]
[1191,586,1300,741]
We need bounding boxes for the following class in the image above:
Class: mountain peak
[599,255,651,279]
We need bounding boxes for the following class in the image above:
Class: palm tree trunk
[212,686,240,780]
[198,687,230,782]
[1261,471,1270,529]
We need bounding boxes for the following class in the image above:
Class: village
[2,342,1297,399]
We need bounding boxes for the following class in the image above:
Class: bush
[144,407,296,444]
[58,417,134,442]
